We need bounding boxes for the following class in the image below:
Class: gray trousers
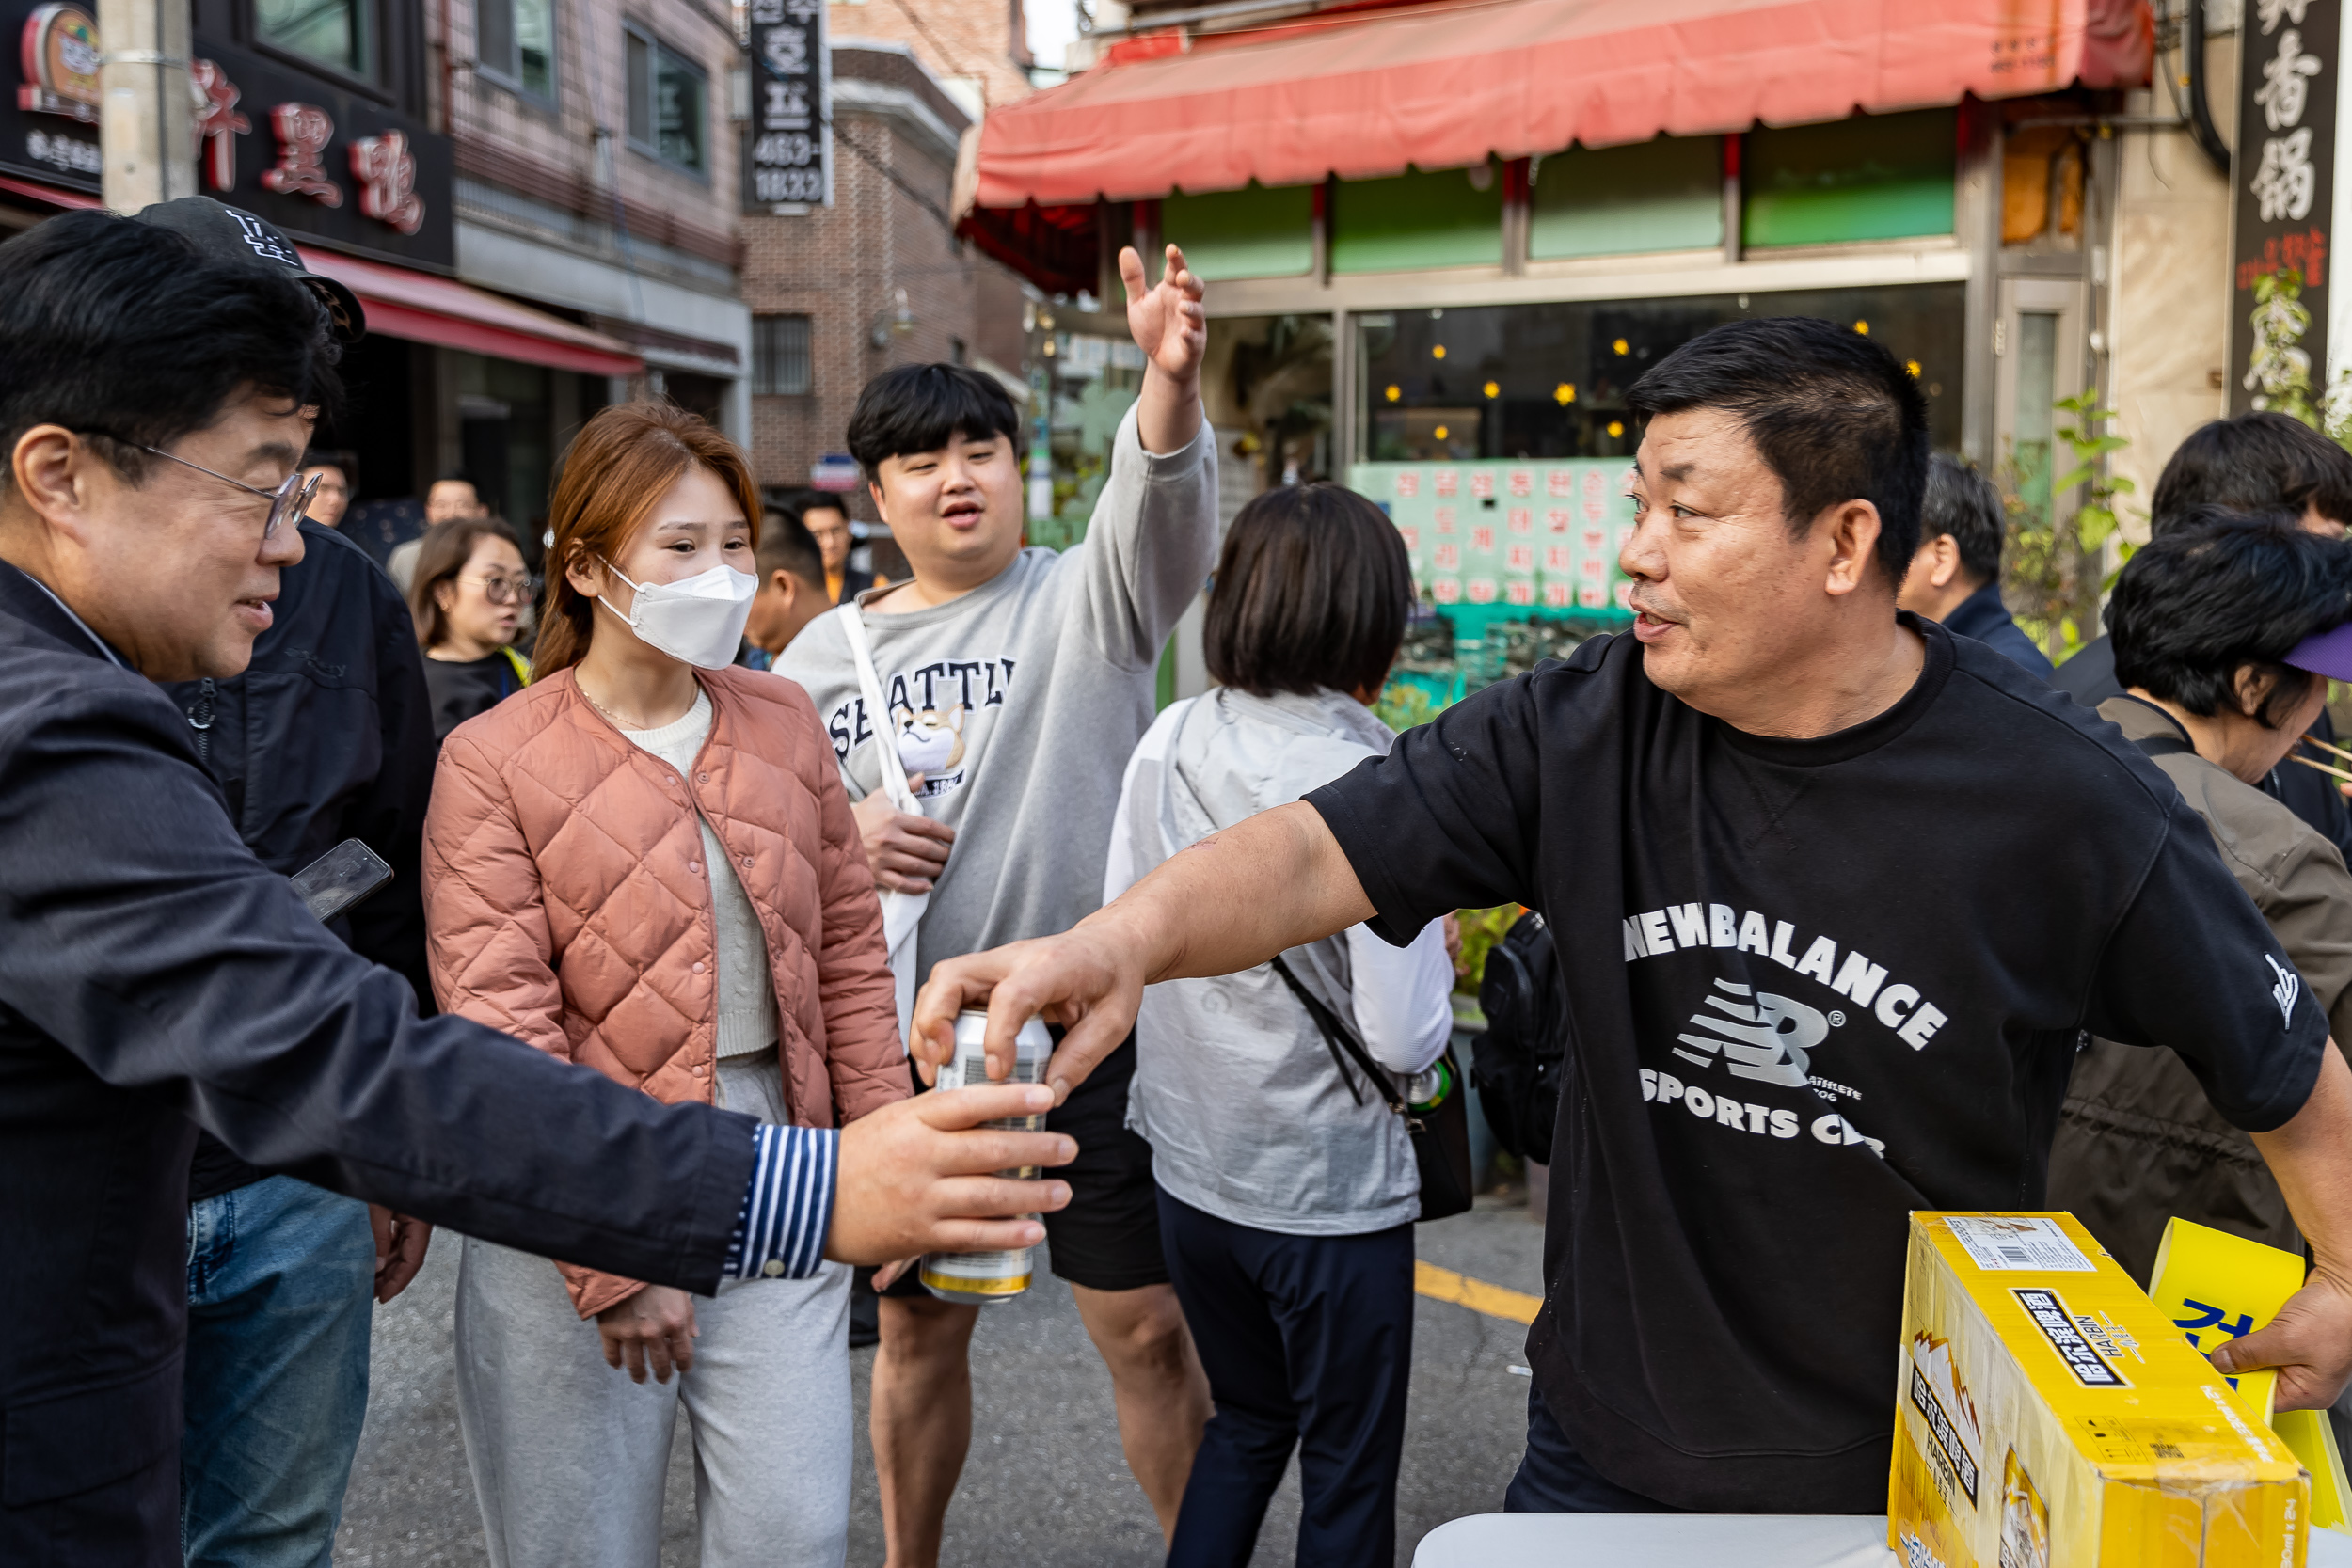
[453,1055,852,1568]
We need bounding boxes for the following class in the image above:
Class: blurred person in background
[739,504,830,670]
[793,487,880,603]
[296,448,354,529]
[1896,453,2050,678]
[1104,483,1454,1567]
[388,472,490,593]
[409,515,531,743]
[423,402,909,1566]
[2053,411,2352,859]
[2049,509,2352,1280]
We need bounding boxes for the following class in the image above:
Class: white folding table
[1412,1513,2352,1566]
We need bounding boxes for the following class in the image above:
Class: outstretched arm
[1123,244,1206,456]
[910,800,1373,1096]
[2215,1044,2352,1409]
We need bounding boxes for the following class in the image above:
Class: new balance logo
[1673,977,1826,1087]
[2267,954,2300,1028]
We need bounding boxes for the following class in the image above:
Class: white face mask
[597,559,758,669]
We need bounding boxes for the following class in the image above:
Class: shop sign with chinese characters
[744,0,829,210]
[2227,0,2339,415]
[0,0,451,270]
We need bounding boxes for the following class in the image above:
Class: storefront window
[1202,313,1333,501]
[1351,285,1965,704]
[1027,325,1148,552]
[257,0,373,79]
[2011,310,2060,518]
[1356,284,1963,465]
[455,355,553,545]
[626,27,707,174]
[478,0,553,100]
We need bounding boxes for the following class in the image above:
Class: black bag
[1267,954,1476,1223]
[1472,910,1569,1165]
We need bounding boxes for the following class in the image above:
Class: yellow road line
[1415,1259,1540,1325]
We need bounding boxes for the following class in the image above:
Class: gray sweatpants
[453,1054,852,1568]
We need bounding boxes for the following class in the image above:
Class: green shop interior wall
[1162,182,1315,280]
[1530,136,1722,260]
[1740,109,1956,248]
[1330,164,1503,274]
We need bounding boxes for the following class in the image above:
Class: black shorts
[875,1032,1168,1299]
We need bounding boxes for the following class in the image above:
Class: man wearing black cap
[0,198,1072,1563]
[113,197,446,1565]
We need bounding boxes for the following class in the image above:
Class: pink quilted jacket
[423,665,904,1317]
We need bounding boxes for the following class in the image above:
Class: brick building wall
[744,41,1032,516]
[826,0,1031,112]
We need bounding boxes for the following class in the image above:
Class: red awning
[972,0,2152,209]
[296,249,644,377]
[0,177,643,374]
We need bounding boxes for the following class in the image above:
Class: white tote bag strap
[834,603,930,1049]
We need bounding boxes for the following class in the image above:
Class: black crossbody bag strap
[1267,953,1417,1127]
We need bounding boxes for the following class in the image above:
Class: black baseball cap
[131,196,366,343]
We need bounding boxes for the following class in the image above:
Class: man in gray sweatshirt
[774,245,1219,1564]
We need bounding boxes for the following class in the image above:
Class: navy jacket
[0,560,754,1535]
[161,521,437,1200]
[1943,579,2056,681]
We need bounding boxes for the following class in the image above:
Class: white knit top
[618,689,781,1059]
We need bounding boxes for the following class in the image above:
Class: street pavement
[335,1189,1545,1567]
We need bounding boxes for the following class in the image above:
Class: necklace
[580,685,644,732]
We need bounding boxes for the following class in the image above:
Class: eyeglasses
[138,445,319,541]
[461,574,532,606]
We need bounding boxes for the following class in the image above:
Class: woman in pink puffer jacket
[422,402,903,1568]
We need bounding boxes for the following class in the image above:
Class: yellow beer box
[1889,1212,2308,1568]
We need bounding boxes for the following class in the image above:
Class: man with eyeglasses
[0,198,1073,1563]
[71,252,447,1559]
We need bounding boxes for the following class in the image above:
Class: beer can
[918,1007,1053,1306]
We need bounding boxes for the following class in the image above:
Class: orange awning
[0,177,644,374]
[296,249,644,377]
[972,0,2152,209]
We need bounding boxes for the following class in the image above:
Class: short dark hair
[846,364,1021,480]
[755,507,824,586]
[1921,453,2007,586]
[1627,316,1931,582]
[784,488,849,521]
[2151,412,2352,535]
[409,515,523,650]
[2107,505,2352,728]
[301,448,357,484]
[0,209,341,488]
[434,470,478,490]
[1205,483,1411,700]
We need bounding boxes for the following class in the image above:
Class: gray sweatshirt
[775,407,1217,977]
[1105,688,1454,1234]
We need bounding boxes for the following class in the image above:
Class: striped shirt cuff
[723,1124,837,1280]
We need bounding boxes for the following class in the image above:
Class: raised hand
[1121,243,1207,387]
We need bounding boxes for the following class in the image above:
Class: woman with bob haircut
[421,401,905,1565]
[408,514,532,743]
[1102,482,1456,1567]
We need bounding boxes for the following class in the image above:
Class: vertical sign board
[2229,0,2339,415]
[746,0,830,209]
